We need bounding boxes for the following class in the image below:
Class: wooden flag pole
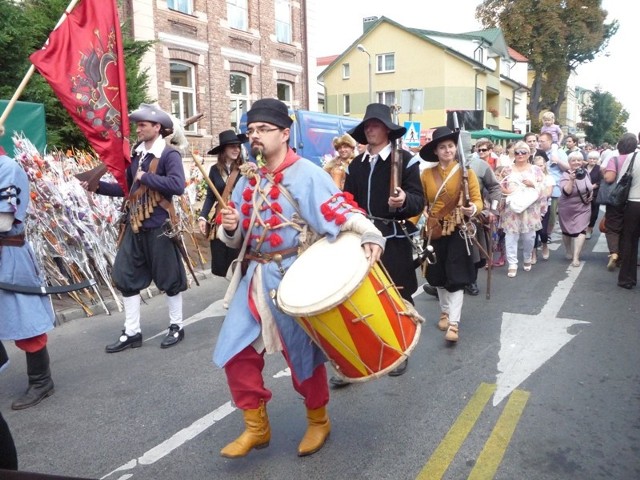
[0,0,81,130]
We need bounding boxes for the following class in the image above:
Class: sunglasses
[477,148,490,152]
[514,150,530,156]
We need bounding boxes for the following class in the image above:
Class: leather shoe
[422,283,438,298]
[388,358,408,377]
[464,282,479,296]
[105,331,142,353]
[161,324,184,348]
[329,375,350,389]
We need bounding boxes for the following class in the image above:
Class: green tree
[0,0,152,150]
[580,89,628,146]
[475,0,618,131]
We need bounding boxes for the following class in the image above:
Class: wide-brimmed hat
[129,103,173,130]
[246,98,293,129]
[347,103,406,145]
[207,130,247,155]
[419,126,460,162]
[332,133,356,150]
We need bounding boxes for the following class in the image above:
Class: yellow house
[318,16,529,144]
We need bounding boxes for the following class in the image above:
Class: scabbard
[0,278,97,295]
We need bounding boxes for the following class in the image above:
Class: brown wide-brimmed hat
[419,126,460,162]
[207,130,247,155]
[347,103,406,145]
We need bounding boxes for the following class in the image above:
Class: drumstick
[191,150,228,210]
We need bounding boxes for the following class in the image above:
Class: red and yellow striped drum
[277,232,422,382]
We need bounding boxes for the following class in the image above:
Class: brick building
[121,0,309,154]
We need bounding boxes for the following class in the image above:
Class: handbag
[608,153,636,209]
[597,155,620,206]
[506,183,538,214]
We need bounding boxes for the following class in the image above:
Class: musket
[191,150,228,209]
[389,106,402,212]
[452,112,470,209]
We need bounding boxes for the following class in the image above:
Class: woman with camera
[558,151,593,267]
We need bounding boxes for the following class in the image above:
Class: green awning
[469,129,523,141]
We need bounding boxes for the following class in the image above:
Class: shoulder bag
[607,152,636,209]
[596,156,619,206]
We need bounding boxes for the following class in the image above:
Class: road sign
[404,121,421,147]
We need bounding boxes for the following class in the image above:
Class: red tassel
[242,218,250,230]
[268,216,281,227]
[271,202,282,213]
[335,213,347,225]
[215,213,222,224]
[228,200,236,209]
[273,172,283,184]
[249,177,257,186]
[242,188,253,201]
[269,185,280,199]
[343,192,354,202]
[241,203,252,216]
[269,233,283,247]
[324,210,336,221]
[320,203,331,215]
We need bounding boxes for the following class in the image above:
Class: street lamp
[357,44,373,104]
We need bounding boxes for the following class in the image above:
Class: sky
[312,0,638,136]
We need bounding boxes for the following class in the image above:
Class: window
[227,0,248,31]
[230,73,249,131]
[277,82,293,109]
[170,62,196,132]
[167,0,193,15]
[377,91,395,107]
[342,63,350,79]
[475,88,484,111]
[504,98,511,118]
[343,95,350,115]
[275,0,292,43]
[376,53,395,73]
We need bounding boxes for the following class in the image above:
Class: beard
[251,145,263,158]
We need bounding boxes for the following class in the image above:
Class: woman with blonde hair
[499,140,545,277]
[323,134,356,189]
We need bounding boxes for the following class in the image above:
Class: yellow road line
[468,389,530,480]
[417,383,496,480]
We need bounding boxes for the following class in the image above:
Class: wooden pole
[191,150,228,209]
[0,0,82,130]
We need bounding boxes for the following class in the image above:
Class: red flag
[30,0,130,194]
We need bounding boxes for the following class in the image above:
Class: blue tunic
[213,151,361,382]
[0,154,55,340]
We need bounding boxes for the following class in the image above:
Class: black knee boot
[0,411,18,469]
[11,346,55,410]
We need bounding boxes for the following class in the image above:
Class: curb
[53,270,211,325]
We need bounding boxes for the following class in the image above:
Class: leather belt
[244,247,299,264]
[0,233,25,247]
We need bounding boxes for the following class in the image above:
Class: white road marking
[494,263,589,406]
[101,298,290,479]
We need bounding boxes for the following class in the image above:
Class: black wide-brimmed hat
[246,98,293,129]
[347,103,406,145]
[419,126,460,162]
[207,130,247,155]
[129,103,173,130]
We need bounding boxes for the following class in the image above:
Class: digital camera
[574,167,586,180]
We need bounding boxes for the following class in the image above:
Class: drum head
[277,232,369,316]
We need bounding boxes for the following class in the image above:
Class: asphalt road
[1,228,638,480]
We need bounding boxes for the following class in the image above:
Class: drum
[277,232,422,382]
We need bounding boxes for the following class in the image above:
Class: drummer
[214,98,385,459]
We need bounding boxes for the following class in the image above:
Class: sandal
[542,244,550,260]
[523,263,532,272]
[507,266,517,278]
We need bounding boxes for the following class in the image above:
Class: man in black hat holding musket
[81,103,188,352]
[338,103,424,380]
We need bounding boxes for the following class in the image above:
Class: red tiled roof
[317,55,339,66]
[508,47,528,62]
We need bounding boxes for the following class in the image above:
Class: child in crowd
[540,111,564,146]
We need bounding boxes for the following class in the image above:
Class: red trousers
[14,333,47,353]
[224,344,329,411]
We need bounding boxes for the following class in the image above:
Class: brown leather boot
[220,400,270,458]
[297,406,331,456]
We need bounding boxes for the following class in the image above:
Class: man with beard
[213,98,385,458]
